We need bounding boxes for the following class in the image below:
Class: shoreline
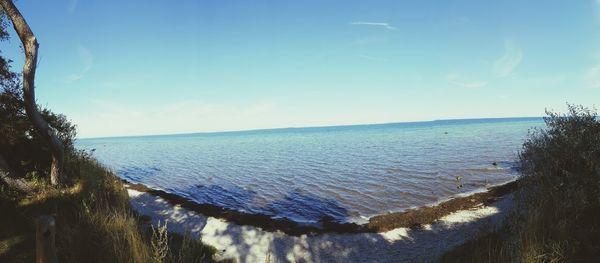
[124,179,519,236]
[127,184,516,262]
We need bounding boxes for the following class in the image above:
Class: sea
[77,117,544,224]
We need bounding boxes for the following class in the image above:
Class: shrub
[0,84,77,181]
[441,104,600,262]
[516,104,600,260]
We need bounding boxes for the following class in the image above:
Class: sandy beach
[128,188,515,262]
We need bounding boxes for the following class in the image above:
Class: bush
[1,153,217,262]
[516,104,600,260]
[441,104,600,262]
[0,84,77,181]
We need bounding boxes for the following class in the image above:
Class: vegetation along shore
[1,0,600,261]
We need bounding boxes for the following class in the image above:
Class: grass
[0,151,217,262]
[0,184,34,262]
[440,105,600,262]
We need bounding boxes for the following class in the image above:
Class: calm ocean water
[77,118,543,224]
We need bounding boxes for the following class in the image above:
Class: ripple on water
[78,118,542,223]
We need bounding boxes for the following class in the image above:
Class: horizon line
[78,116,543,140]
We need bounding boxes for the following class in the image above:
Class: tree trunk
[0,0,64,185]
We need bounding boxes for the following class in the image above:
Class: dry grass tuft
[1,151,216,262]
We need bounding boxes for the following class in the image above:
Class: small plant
[151,221,170,263]
[174,232,212,263]
[25,170,44,185]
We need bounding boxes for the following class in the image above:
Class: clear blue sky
[1,0,599,138]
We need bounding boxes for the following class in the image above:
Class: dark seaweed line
[124,179,518,236]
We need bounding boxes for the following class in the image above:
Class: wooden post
[36,215,58,263]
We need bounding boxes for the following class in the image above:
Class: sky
[1,0,599,138]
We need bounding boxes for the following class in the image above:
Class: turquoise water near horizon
[77,117,544,224]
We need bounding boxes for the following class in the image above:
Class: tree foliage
[0,15,76,181]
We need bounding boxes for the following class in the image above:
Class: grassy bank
[0,151,216,262]
[441,105,600,262]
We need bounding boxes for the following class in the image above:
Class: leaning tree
[0,0,64,185]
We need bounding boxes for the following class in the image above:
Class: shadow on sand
[128,182,515,262]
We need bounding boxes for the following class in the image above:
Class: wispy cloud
[453,16,471,24]
[349,36,388,46]
[582,48,600,89]
[67,0,78,13]
[358,54,388,62]
[350,21,397,30]
[65,73,84,82]
[73,99,282,138]
[492,39,523,77]
[78,45,93,71]
[443,16,471,27]
[446,74,488,89]
[64,44,93,83]
[73,97,409,138]
[595,0,600,23]
[584,66,600,89]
